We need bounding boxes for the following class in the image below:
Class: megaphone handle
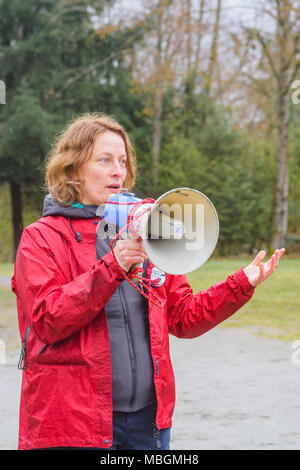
[128,262,143,276]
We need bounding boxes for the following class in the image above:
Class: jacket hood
[41,194,105,243]
[42,194,105,219]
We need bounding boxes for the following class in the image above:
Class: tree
[206,0,222,95]
[231,0,300,249]
[129,0,188,192]
[0,0,60,258]
[154,89,275,255]
[146,0,178,191]
[0,0,144,259]
[0,86,55,258]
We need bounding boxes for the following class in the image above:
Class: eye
[98,157,109,164]
[120,158,127,167]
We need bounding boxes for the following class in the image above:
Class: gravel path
[0,276,11,287]
[0,327,299,450]
[170,327,300,450]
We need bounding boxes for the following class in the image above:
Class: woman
[11,112,285,450]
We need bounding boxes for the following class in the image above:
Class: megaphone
[103,187,219,276]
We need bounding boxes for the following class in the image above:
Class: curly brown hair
[44,112,137,205]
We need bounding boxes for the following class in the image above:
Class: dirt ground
[1,327,299,450]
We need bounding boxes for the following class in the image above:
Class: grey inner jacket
[42,194,156,412]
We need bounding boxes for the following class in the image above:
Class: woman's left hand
[243,248,285,287]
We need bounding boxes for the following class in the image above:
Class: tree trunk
[152,5,163,191]
[152,88,162,190]
[207,0,222,94]
[9,180,23,261]
[185,0,192,79]
[273,78,289,249]
[273,0,291,249]
[194,0,206,78]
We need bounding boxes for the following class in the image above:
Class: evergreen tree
[0,0,146,259]
[147,89,276,255]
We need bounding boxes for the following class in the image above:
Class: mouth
[106,184,121,192]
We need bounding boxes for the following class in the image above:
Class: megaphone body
[104,187,219,275]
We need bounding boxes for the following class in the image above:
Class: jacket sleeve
[12,226,125,344]
[166,268,256,338]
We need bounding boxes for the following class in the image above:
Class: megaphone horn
[103,187,219,276]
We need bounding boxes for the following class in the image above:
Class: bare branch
[50,52,118,100]
[255,32,280,83]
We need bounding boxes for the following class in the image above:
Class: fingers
[266,248,285,270]
[117,239,146,254]
[259,261,265,281]
[274,252,279,268]
[260,247,285,281]
[119,248,147,258]
[253,250,267,266]
[114,239,148,271]
[263,254,275,277]
[254,248,285,266]
[274,247,285,268]
[277,247,285,259]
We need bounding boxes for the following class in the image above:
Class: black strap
[141,258,150,294]
[68,216,82,242]
[17,325,30,370]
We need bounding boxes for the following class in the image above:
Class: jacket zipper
[123,254,150,409]
[105,237,139,411]
[119,284,137,410]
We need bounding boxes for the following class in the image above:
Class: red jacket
[11,214,255,450]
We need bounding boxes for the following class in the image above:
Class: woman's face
[79,130,128,205]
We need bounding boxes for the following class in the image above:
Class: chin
[83,196,105,205]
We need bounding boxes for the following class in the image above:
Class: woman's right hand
[113,239,148,272]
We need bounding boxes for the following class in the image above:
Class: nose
[111,159,125,177]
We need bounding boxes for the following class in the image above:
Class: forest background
[0,0,300,262]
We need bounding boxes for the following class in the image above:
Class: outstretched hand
[243,248,285,287]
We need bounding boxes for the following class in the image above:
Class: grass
[0,258,299,351]
[0,263,14,277]
[186,258,300,342]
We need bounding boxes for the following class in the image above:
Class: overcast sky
[102,0,274,34]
